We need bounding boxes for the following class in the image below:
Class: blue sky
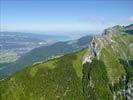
[0,0,133,35]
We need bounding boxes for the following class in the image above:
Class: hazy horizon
[1,0,133,36]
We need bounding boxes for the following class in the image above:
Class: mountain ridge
[83,24,133,99]
[0,24,133,100]
[0,35,92,79]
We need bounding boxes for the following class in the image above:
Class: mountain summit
[83,24,133,99]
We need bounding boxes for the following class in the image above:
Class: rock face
[126,83,133,100]
[83,24,133,100]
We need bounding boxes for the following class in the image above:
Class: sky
[0,0,133,35]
